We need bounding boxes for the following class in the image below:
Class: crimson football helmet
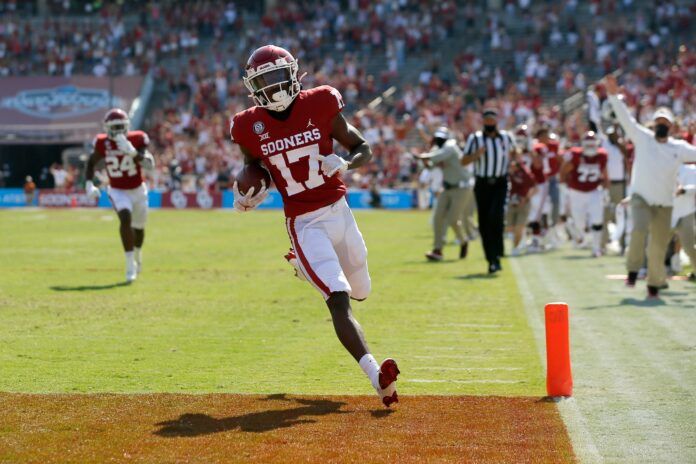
[514,124,530,151]
[581,131,600,156]
[103,108,129,139]
[243,45,302,112]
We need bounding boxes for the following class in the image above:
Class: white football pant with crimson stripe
[285,197,371,300]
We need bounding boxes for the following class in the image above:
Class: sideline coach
[463,108,516,274]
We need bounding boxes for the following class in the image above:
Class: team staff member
[463,109,516,274]
[672,163,696,281]
[415,127,475,261]
[605,75,696,298]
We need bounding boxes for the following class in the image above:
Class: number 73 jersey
[566,147,608,192]
[92,131,149,190]
[230,85,347,218]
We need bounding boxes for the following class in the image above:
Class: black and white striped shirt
[464,130,516,178]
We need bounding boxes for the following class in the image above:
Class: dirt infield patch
[0,393,574,463]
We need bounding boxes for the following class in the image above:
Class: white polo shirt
[600,133,625,181]
[672,164,696,227]
[609,95,696,206]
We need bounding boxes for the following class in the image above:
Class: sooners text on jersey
[566,147,607,192]
[230,85,347,217]
[93,131,149,190]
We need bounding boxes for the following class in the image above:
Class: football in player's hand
[236,163,272,195]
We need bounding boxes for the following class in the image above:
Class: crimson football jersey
[230,85,347,217]
[522,150,546,184]
[509,163,536,205]
[536,140,561,176]
[566,147,607,192]
[93,131,149,190]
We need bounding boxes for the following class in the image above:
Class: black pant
[474,176,508,265]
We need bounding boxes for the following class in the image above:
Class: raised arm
[604,75,651,142]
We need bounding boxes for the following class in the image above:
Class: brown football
[236,163,272,195]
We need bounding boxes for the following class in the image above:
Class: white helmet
[582,131,600,157]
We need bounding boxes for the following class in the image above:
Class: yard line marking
[405,379,523,384]
[421,346,518,352]
[427,323,510,328]
[511,258,603,464]
[424,330,514,335]
[411,367,522,371]
[411,354,521,360]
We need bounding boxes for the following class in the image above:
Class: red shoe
[378,358,400,407]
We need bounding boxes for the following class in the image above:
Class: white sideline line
[412,367,522,371]
[405,379,523,384]
[511,258,603,464]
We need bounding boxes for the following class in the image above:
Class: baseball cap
[653,107,674,124]
[433,127,450,139]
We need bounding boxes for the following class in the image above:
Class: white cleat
[126,260,137,283]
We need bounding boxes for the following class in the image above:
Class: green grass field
[0,208,542,397]
[2,208,694,463]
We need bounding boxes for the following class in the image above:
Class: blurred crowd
[2,0,694,192]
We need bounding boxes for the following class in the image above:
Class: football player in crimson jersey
[515,125,548,252]
[535,127,566,246]
[560,131,609,257]
[84,108,155,282]
[229,45,399,407]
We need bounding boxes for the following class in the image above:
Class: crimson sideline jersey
[538,140,562,176]
[509,163,536,205]
[566,147,608,192]
[522,150,546,184]
[230,85,347,217]
[93,131,149,190]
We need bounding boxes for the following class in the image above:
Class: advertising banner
[0,76,144,144]
[0,189,415,210]
[38,190,99,207]
[161,190,222,209]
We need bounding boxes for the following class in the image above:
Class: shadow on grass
[50,282,131,291]
[582,297,667,309]
[454,273,497,280]
[154,394,349,436]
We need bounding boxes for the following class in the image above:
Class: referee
[463,108,516,274]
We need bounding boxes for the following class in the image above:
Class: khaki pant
[626,194,673,287]
[674,213,696,271]
[433,187,467,250]
[461,188,477,240]
[603,181,625,246]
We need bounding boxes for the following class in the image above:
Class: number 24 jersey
[230,85,347,218]
[93,131,149,190]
